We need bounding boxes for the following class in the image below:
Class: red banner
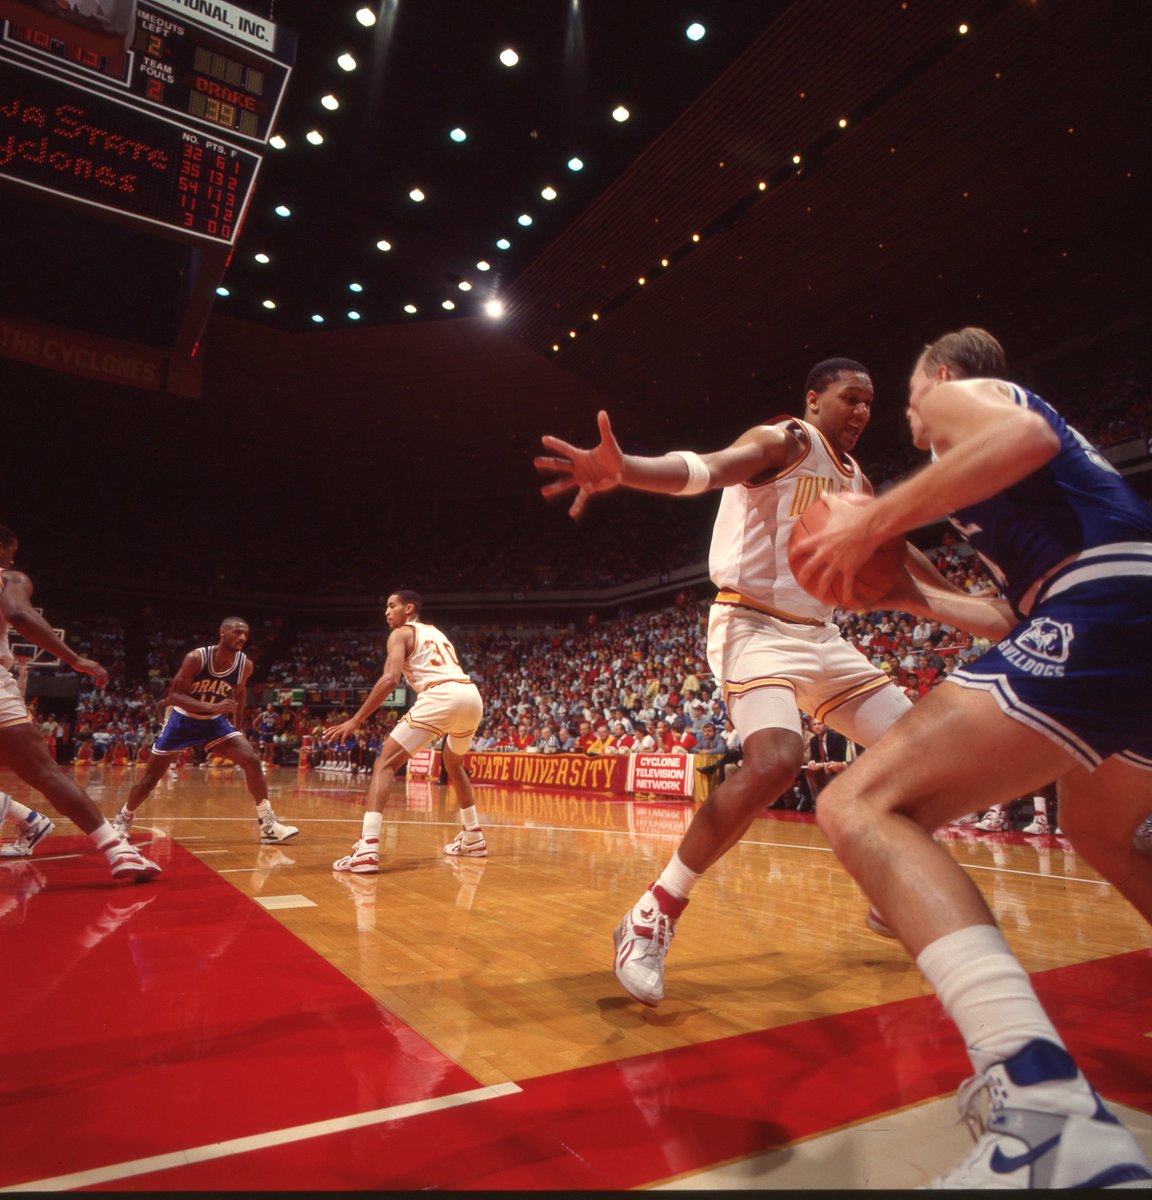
[0,310,168,390]
[462,751,630,794]
[406,748,441,779]
[627,753,695,797]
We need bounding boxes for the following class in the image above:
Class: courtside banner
[406,748,441,779]
[463,751,629,794]
[626,753,695,797]
[0,310,165,389]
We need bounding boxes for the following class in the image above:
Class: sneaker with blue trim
[926,1039,1152,1189]
[0,809,56,857]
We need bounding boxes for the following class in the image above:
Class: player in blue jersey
[794,327,1152,1189]
[111,617,299,845]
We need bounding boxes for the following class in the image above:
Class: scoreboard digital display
[0,0,293,245]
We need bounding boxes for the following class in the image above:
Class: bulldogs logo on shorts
[1015,618,1074,663]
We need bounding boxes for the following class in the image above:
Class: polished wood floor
[5,759,1152,1190]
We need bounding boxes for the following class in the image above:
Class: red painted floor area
[0,837,478,1191]
[4,837,1151,1191]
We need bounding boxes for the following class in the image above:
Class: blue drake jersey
[174,645,248,719]
[945,384,1152,613]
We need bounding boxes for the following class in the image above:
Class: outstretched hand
[72,656,109,688]
[322,719,359,744]
[534,410,624,519]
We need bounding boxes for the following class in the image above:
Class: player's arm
[535,410,798,519]
[796,381,1059,602]
[870,561,1016,641]
[0,569,108,686]
[322,627,412,742]
[163,651,223,715]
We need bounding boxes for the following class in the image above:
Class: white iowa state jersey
[709,417,867,620]
[401,622,471,693]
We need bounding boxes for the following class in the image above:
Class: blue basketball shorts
[152,711,244,756]
[947,567,1152,772]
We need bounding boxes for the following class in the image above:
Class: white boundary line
[3,1081,522,1192]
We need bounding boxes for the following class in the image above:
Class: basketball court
[3,761,1150,1191]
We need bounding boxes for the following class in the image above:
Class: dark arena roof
[2,0,1150,611]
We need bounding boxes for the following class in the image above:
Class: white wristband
[671,450,711,495]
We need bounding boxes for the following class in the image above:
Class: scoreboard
[0,0,294,246]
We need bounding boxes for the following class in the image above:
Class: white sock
[917,924,1064,1075]
[655,851,703,901]
[362,811,383,841]
[1,794,34,825]
[90,822,122,855]
[256,799,273,819]
[1032,796,1048,816]
[459,805,480,830]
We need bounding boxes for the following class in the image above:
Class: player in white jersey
[537,360,945,1006]
[0,525,160,883]
[323,590,486,873]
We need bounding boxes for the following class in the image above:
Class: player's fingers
[533,455,573,473]
[540,479,577,499]
[540,435,579,456]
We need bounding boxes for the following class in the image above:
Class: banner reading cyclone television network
[406,750,696,798]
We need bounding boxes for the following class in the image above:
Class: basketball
[789,494,905,608]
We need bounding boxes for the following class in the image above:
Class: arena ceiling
[3,0,1150,597]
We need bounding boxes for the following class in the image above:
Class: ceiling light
[311,314,325,323]
[568,330,576,338]
[838,117,848,128]
[349,282,363,292]
[758,180,767,190]
[403,304,417,314]
[485,300,504,318]
[686,22,705,41]
[517,213,533,226]
[458,280,472,291]
[567,157,584,172]
[591,313,599,320]
[269,134,287,149]
[792,153,802,164]
[355,7,376,26]
[476,260,491,271]
[660,258,669,267]
[541,186,557,200]
[262,299,276,309]
[215,286,230,297]
[499,48,519,67]
[254,252,270,263]
[306,130,324,145]
[691,233,700,242]
[376,239,392,251]
[409,187,426,202]
[612,105,630,123]
[442,299,456,310]
[496,238,511,250]
[274,204,291,217]
[337,53,357,71]
[638,276,646,285]
[321,94,339,111]
[552,343,560,352]
[347,311,361,320]
[449,127,467,143]
[958,22,969,34]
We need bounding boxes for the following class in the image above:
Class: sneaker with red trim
[975,810,1010,833]
[612,885,686,1006]
[333,837,379,874]
[1022,813,1051,835]
[108,843,162,883]
[443,829,487,857]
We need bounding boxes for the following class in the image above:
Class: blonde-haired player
[324,590,486,873]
